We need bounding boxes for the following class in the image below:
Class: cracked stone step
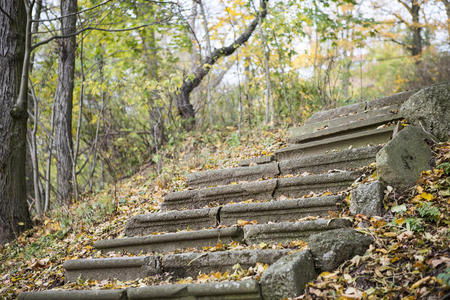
[63,256,160,282]
[188,145,379,191]
[243,218,352,244]
[289,109,402,144]
[161,249,290,278]
[19,280,261,300]
[63,250,289,282]
[305,90,415,124]
[126,195,342,236]
[162,179,278,211]
[19,289,127,300]
[279,145,382,175]
[275,126,395,161]
[274,170,362,199]
[239,155,274,167]
[163,171,357,211]
[95,226,244,253]
[290,105,401,140]
[97,219,350,254]
[186,161,280,189]
[219,195,343,226]
[125,207,219,236]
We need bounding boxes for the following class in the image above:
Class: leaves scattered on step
[300,142,450,299]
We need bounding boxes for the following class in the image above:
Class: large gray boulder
[400,83,450,141]
[350,181,384,216]
[376,126,433,188]
[308,228,372,272]
[260,250,317,300]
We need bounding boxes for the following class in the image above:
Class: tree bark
[175,0,268,130]
[410,1,422,57]
[54,0,77,204]
[0,0,32,244]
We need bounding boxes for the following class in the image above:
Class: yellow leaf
[420,192,433,201]
[411,276,430,289]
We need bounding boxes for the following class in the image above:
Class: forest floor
[0,124,448,299]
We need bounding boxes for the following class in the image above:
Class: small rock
[400,83,450,141]
[376,126,433,188]
[350,181,384,216]
[260,250,317,300]
[308,228,372,272]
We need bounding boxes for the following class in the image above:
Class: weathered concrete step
[244,219,352,245]
[290,105,400,140]
[19,289,127,300]
[239,155,274,167]
[186,162,280,189]
[63,256,159,282]
[275,126,395,160]
[219,195,343,226]
[279,145,382,174]
[306,90,415,124]
[162,249,290,278]
[19,280,261,300]
[125,207,219,236]
[64,250,289,282]
[289,110,402,144]
[96,218,350,254]
[188,146,379,190]
[126,195,343,236]
[243,218,352,244]
[275,170,361,198]
[128,280,261,299]
[95,226,244,253]
[163,179,277,210]
[163,171,358,211]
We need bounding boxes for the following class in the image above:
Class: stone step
[289,109,402,144]
[186,146,378,189]
[275,125,395,161]
[63,249,289,282]
[163,179,277,210]
[96,218,351,254]
[219,195,343,226]
[163,171,358,211]
[274,170,361,199]
[126,195,343,236]
[186,162,280,189]
[19,280,261,300]
[94,226,244,253]
[278,145,381,174]
[290,105,400,140]
[239,155,274,167]
[243,218,352,244]
[305,90,415,124]
[125,207,219,236]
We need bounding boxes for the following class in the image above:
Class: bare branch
[33,0,114,22]
[31,17,173,50]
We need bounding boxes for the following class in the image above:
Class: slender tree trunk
[54,0,77,204]
[198,0,213,124]
[410,1,422,57]
[259,24,273,125]
[29,84,42,215]
[0,0,32,244]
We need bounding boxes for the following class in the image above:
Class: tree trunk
[198,0,213,124]
[175,0,268,130]
[0,0,32,244]
[54,0,77,204]
[410,1,422,57]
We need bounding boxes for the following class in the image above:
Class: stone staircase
[19,90,415,300]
